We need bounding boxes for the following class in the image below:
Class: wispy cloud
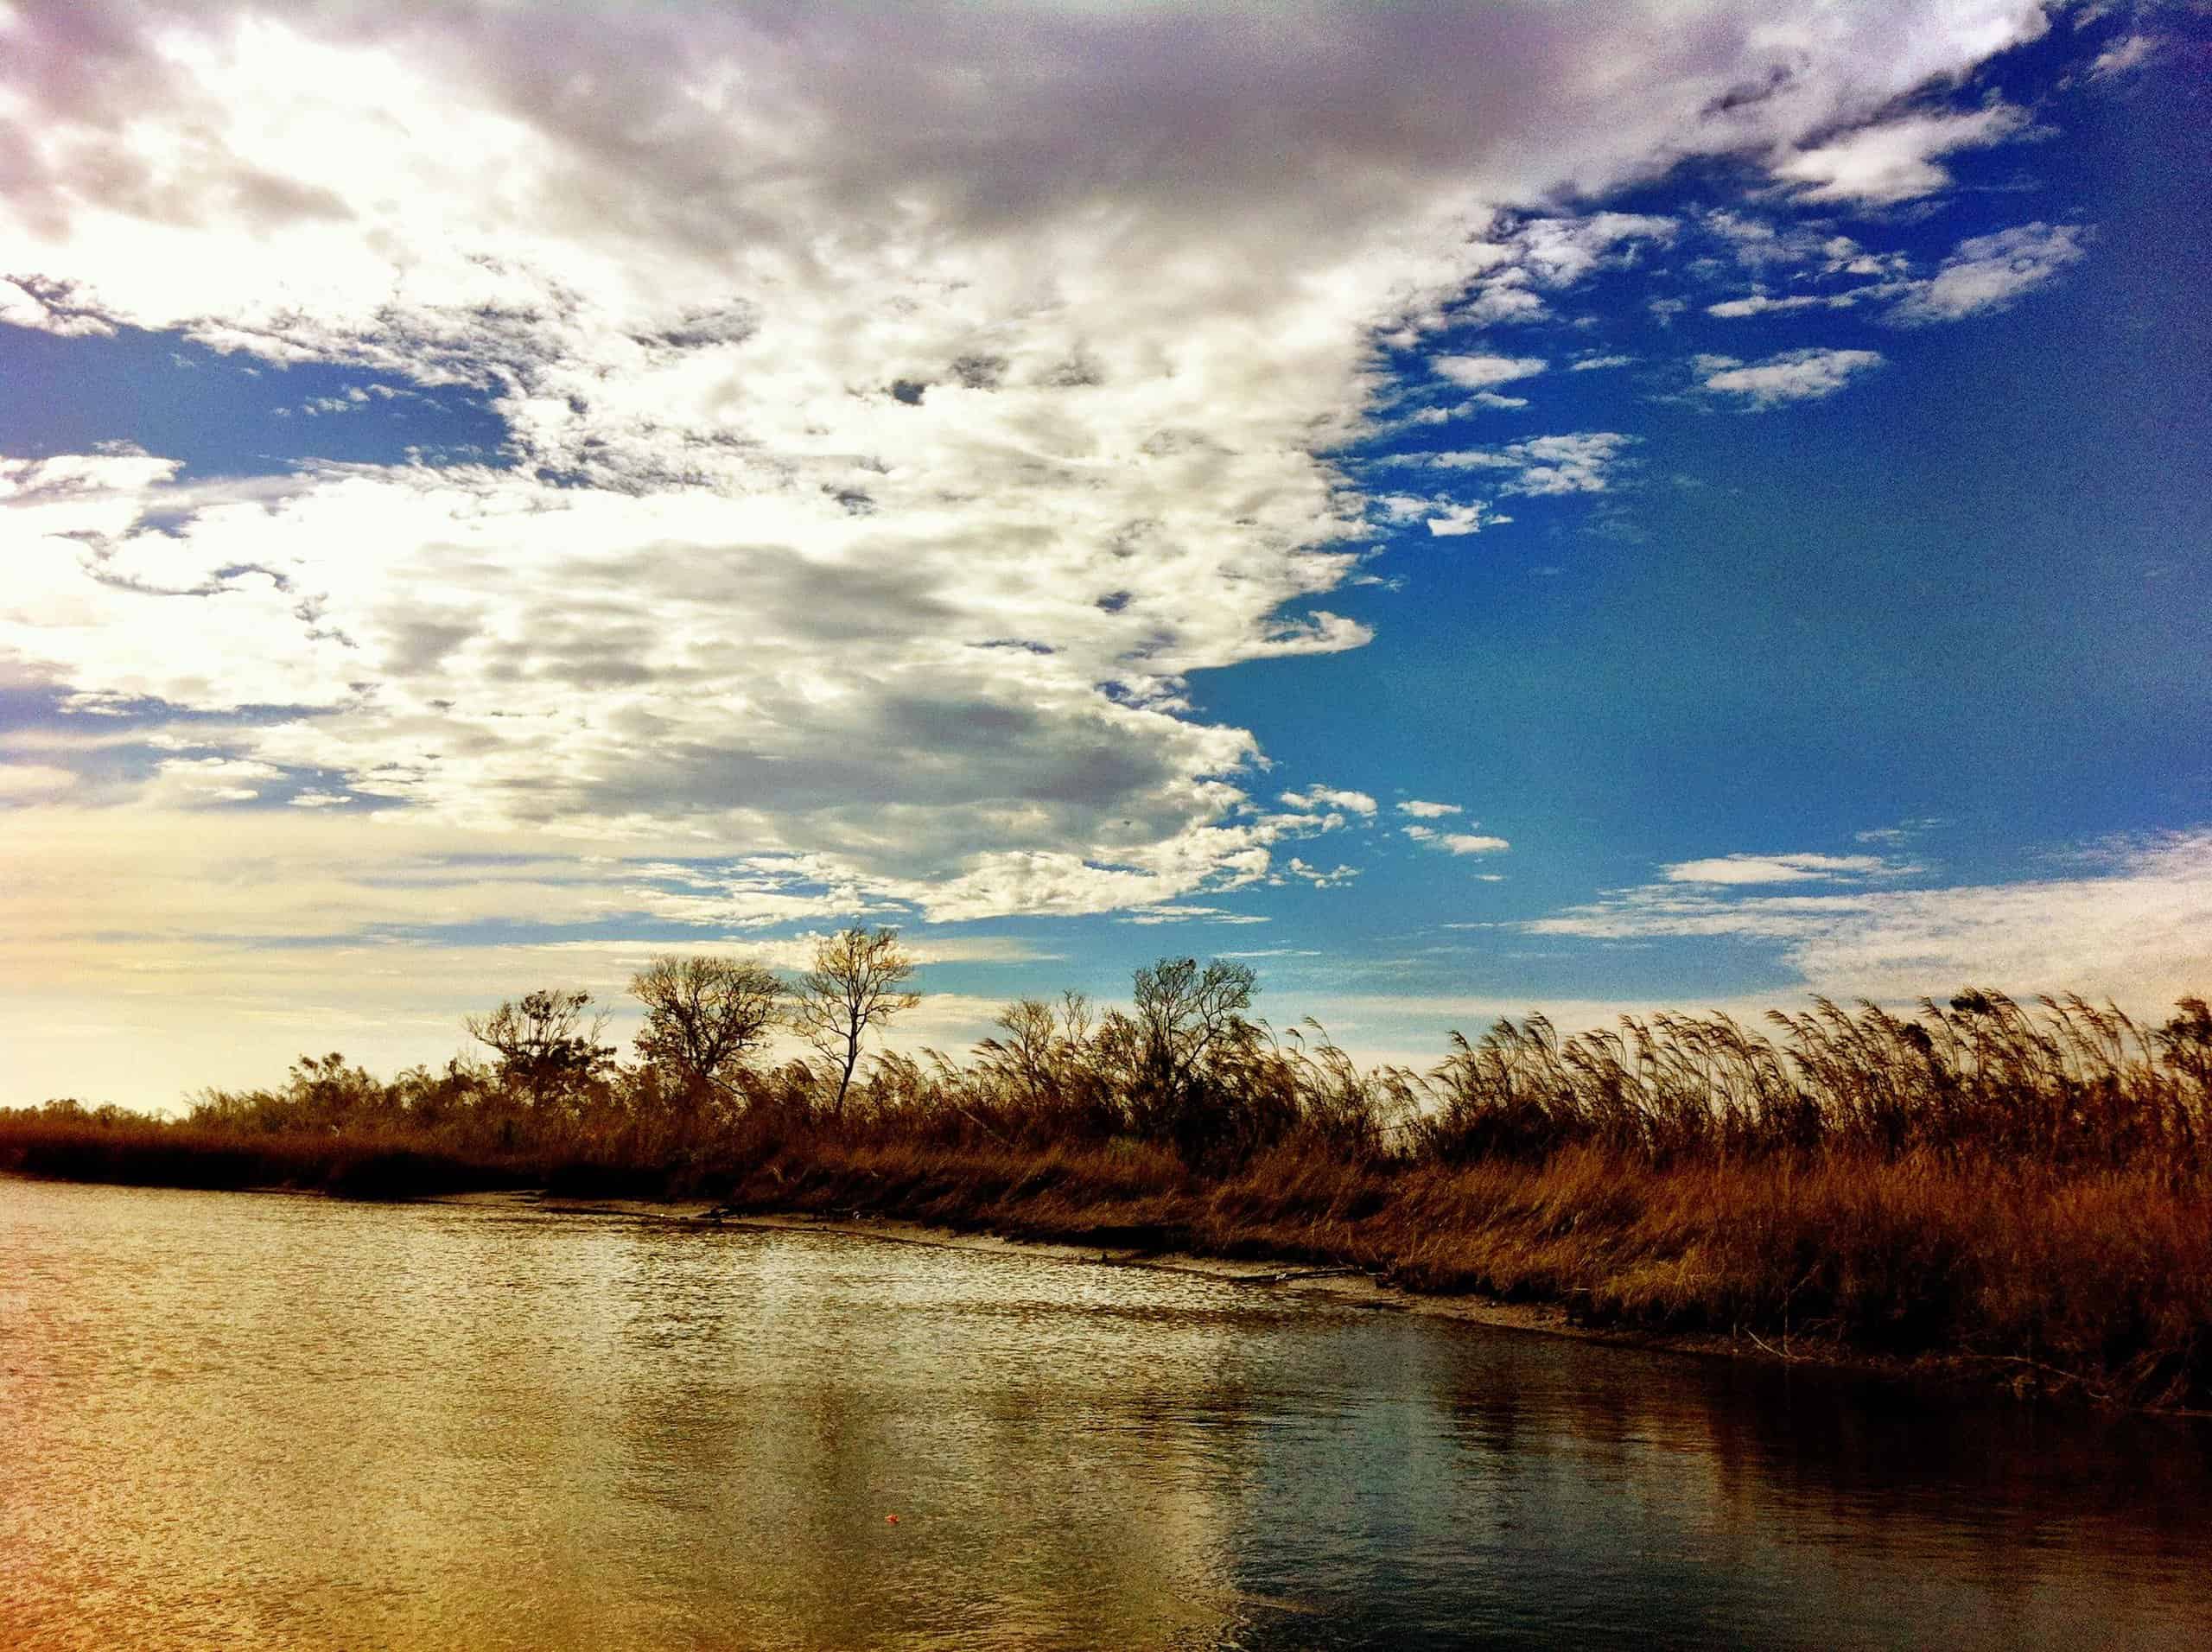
[1662,852,1909,885]
[1887,223,2089,324]
[1770,100,2034,206]
[1427,433,1637,494]
[1529,832,2212,1011]
[1281,786,1377,817]
[1432,354,1547,390]
[1706,285,1904,319]
[2087,34,2158,79]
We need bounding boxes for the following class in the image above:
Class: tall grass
[7,987,2210,1407]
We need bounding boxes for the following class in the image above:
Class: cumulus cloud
[1701,347,1885,407]
[1886,222,2089,324]
[1425,503,1491,537]
[1427,433,1637,495]
[1393,213,1675,336]
[0,0,2056,960]
[1707,221,2088,327]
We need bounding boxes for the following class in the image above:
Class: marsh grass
[7,988,2209,1408]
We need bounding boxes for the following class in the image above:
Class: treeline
[10,938,2212,1407]
[52,930,2210,1178]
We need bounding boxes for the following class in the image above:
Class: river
[3,1176,2209,1649]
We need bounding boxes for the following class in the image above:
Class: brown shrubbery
[6,970,2210,1409]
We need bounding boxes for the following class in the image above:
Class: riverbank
[9,1117,2207,1411]
[683,1141,2212,1410]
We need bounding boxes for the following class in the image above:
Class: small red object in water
[886,1515,899,1524]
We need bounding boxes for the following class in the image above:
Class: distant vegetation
[6,929,2210,1409]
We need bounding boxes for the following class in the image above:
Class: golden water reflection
[3,1177,2208,1649]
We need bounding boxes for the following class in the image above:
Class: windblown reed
[8,985,2209,1407]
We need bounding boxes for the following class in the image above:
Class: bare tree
[463,988,613,1106]
[628,954,787,1102]
[981,996,1060,1112]
[790,926,921,1115]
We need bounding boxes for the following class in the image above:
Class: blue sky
[3,1,2206,1109]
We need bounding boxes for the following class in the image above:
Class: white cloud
[2088,34,2157,79]
[1568,354,1634,372]
[1281,786,1377,816]
[1403,824,1510,855]
[1702,211,1815,268]
[1662,852,1902,885]
[1402,213,1675,334]
[149,756,287,805]
[0,0,2069,1104]
[1122,905,1272,926]
[1771,100,2032,205]
[1455,276,1549,326]
[1527,831,2212,1013]
[1425,503,1490,537]
[0,277,118,338]
[1432,354,1548,390]
[1706,292,1827,319]
[1397,799,1463,819]
[1510,213,1678,289]
[1428,433,1637,494]
[1438,835,1511,855]
[1702,346,1885,407]
[0,763,78,801]
[1886,222,2089,324]
[1706,283,1905,319]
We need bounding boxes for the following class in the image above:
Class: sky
[3,0,2208,1111]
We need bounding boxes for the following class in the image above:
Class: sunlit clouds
[2,0,2198,1107]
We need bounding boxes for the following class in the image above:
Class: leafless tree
[628,954,787,1102]
[790,926,920,1115]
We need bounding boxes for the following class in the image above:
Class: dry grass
[7,986,2210,1408]
[685,1134,2211,1410]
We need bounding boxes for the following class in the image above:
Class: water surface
[4,1177,2209,1649]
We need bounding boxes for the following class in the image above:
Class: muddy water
[3,1176,2209,1649]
